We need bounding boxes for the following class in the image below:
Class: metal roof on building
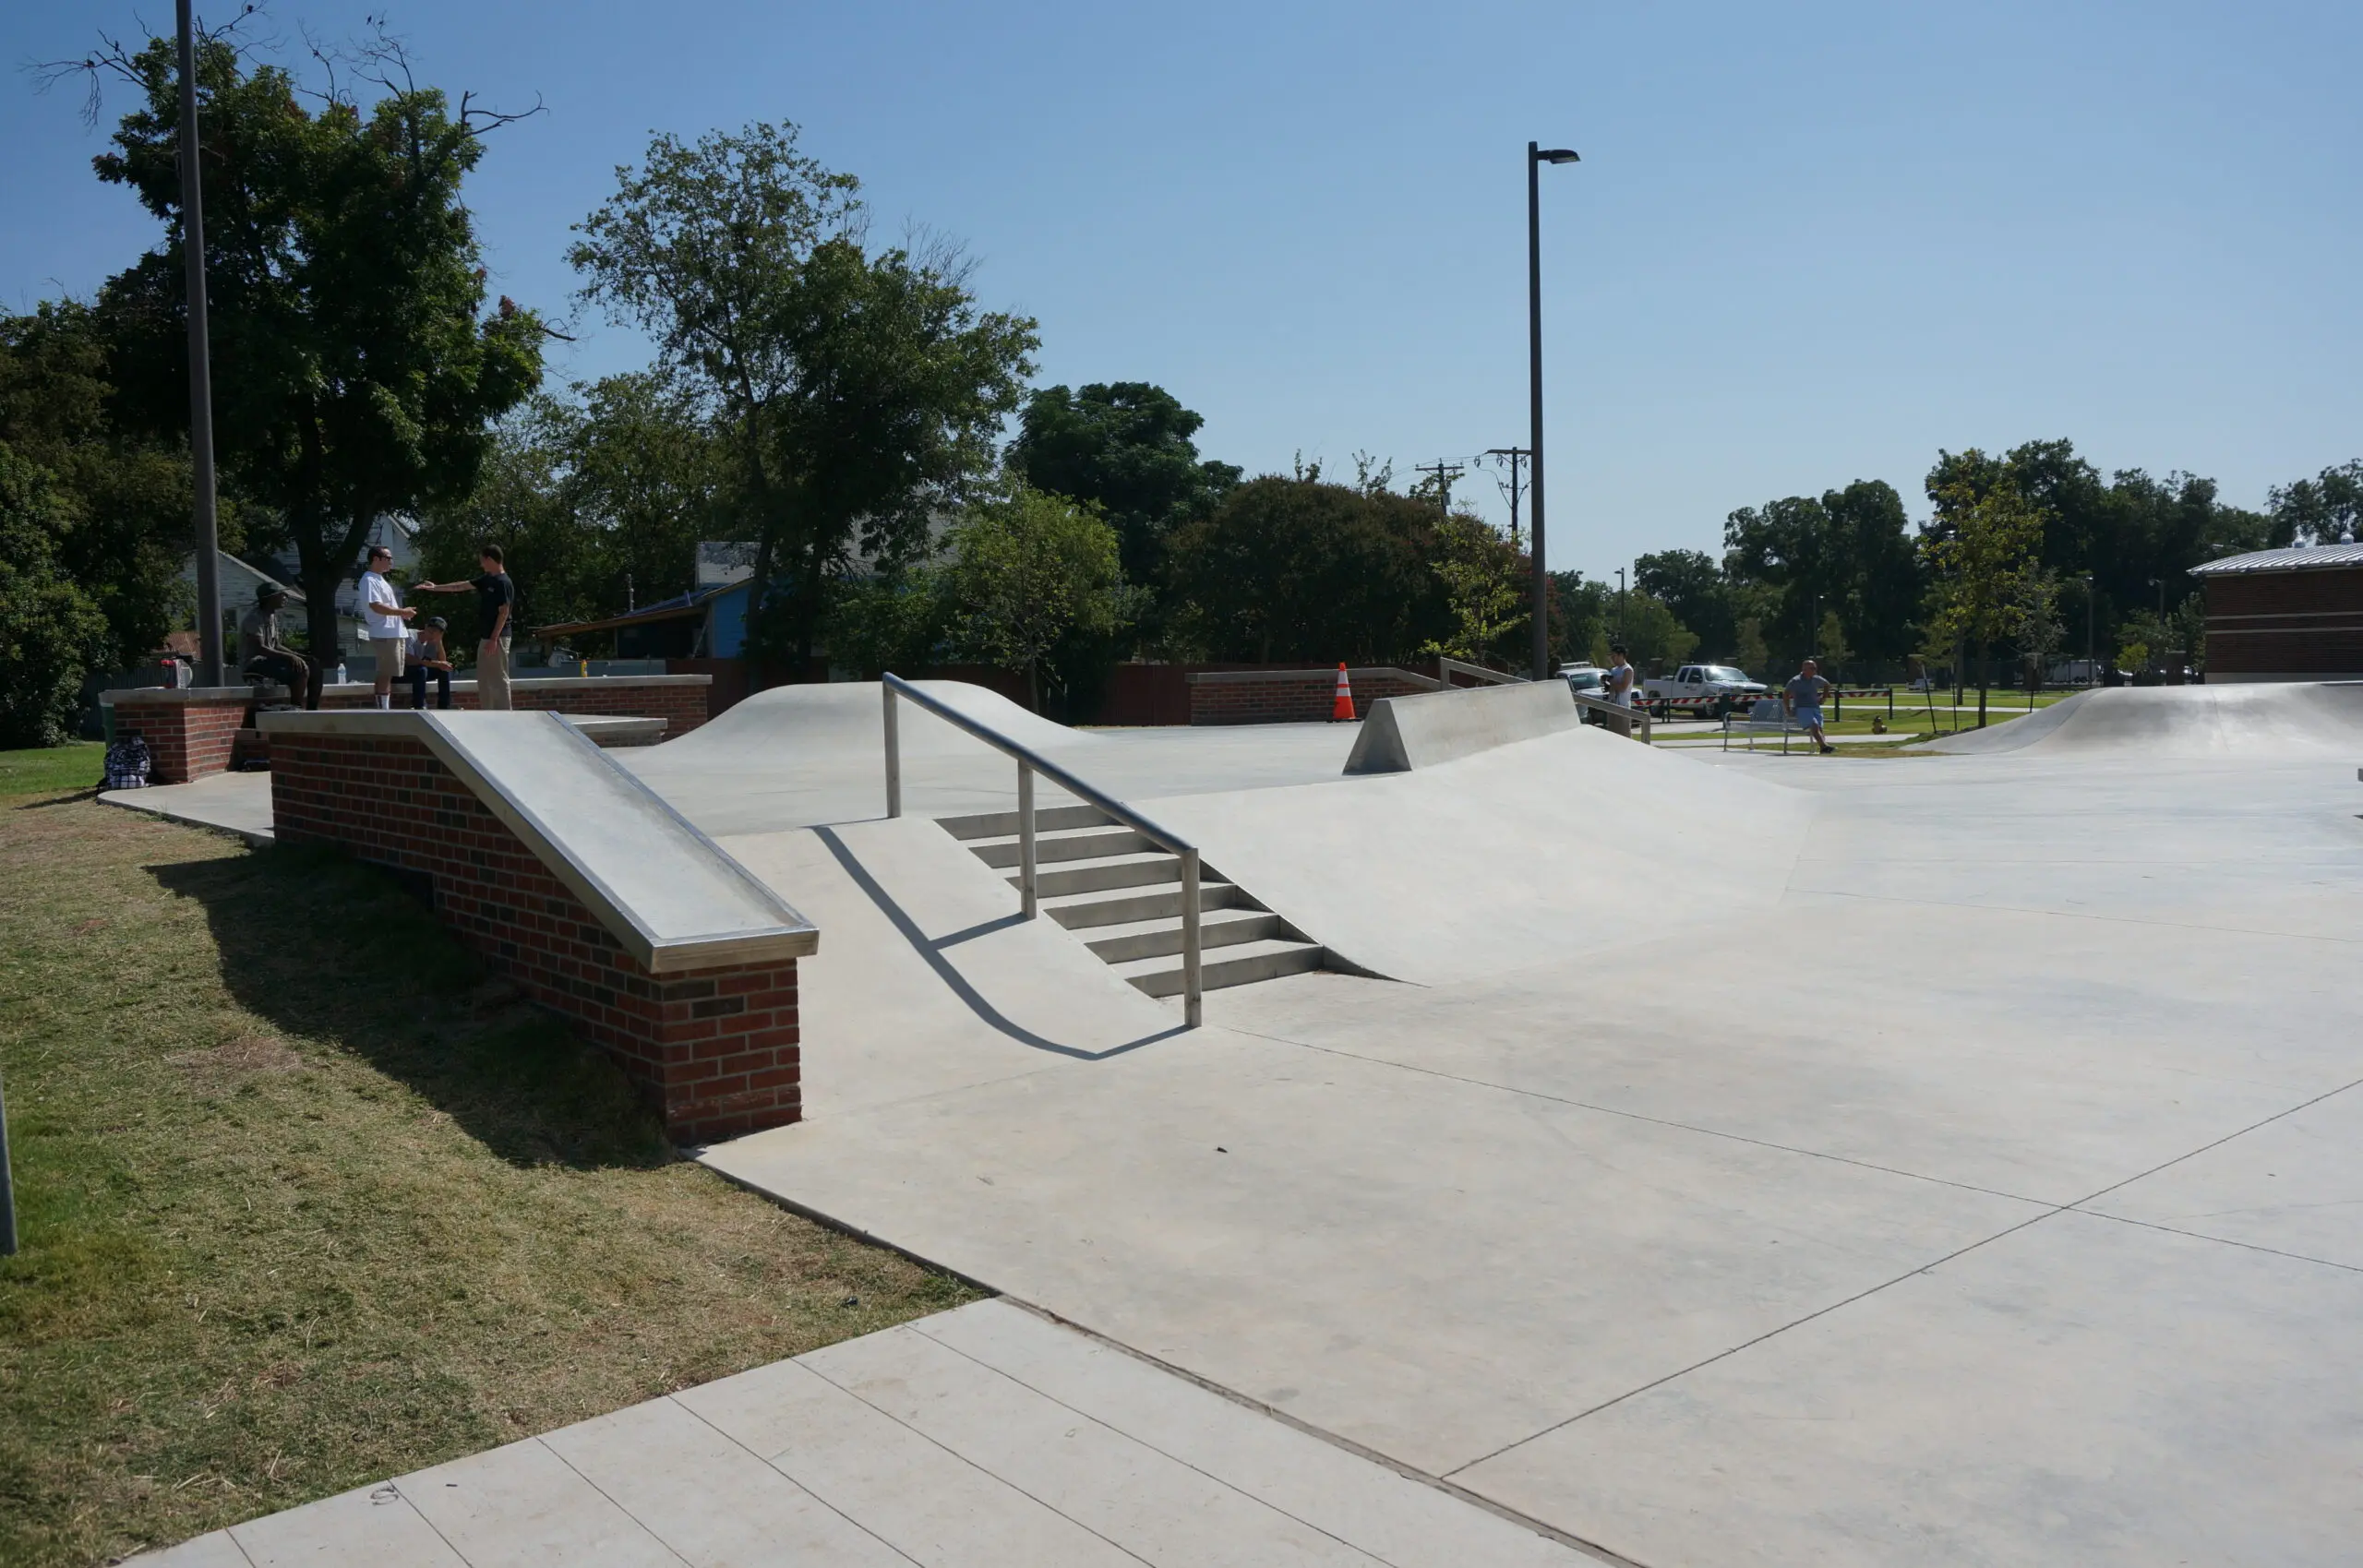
[2188,541,2363,578]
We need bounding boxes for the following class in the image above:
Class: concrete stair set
[937,805,1325,998]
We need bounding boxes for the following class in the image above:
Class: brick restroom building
[2189,542,2363,681]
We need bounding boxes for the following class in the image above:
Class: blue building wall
[708,583,753,658]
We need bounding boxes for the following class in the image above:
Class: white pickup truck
[1638,664,1768,719]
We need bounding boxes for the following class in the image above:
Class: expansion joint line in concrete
[535,1432,701,1567]
[903,1321,1436,1568]
[980,1296,1649,1568]
[1439,1070,2363,1481]
[793,1348,1166,1568]
[666,1396,926,1566]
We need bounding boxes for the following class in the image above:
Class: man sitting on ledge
[238,583,321,710]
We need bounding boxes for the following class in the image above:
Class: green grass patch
[0,789,978,1567]
[0,743,102,799]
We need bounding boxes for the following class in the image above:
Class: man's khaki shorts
[371,637,406,678]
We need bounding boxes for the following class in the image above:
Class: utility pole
[178,0,225,688]
[1615,567,1627,640]
[1484,447,1529,549]
[1414,460,1466,517]
[1527,140,1580,679]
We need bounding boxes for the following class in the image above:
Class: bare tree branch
[24,4,268,126]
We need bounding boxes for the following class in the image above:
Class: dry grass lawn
[0,766,976,1567]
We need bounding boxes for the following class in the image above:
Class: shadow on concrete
[148,844,676,1169]
[814,826,1187,1061]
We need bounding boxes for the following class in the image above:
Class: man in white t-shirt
[359,545,415,709]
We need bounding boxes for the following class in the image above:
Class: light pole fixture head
[1536,148,1581,164]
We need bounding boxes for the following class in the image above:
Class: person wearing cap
[405,616,455,710]
[236,583,321,709]
[359,544,416,710]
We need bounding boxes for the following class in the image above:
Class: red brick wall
[1188,668,1439,725]
[2203,569,2363,676]
[318,677,713,734]
[270,731,798,1143]
[111,696,251,784]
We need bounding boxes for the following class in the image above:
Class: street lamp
[1527,141,1579,679]
[2079,573,2094,685]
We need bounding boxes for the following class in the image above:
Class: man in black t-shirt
[417,543,519,710]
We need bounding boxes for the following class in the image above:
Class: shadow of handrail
[814,826,1188,1062]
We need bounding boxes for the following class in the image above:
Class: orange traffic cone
[1330,663,1356,722]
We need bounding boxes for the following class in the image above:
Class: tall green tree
[946,485,1127,711]
[570,123,1037,670]
[2267,460,2362,546]
[1007,382,1241,600]
[0,300,199,676]
[1633,548,1733,657]
[1925,440,2271,663]
[1723,479,1920,669]
[0,444,113,747]
[1421,512,1528,664]
[1166,475,1450,663]
[91,30,546,659]
[1924,458,2045,726]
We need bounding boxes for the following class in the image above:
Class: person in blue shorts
[1785,658,1835,754]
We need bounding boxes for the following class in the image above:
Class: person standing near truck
[1785,658,1835,754]
[417,544,518,711]
[1601,644,1637,738]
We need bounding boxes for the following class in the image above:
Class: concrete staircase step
[1019,853,1186,898]
[1042,882,1246,929]
[1113,939,1326,998]
[938,804,1110,841]
[967,826,1155,868]
[1084,910,1284,964]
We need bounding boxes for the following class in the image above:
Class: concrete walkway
[102,770,276,844]
[135,1300,1594,1568]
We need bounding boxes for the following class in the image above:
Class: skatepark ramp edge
[258,708,818,970]
[1922,682,2363,758]
[1345,679,1585,773]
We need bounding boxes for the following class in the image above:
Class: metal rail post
[882,681,901,818]
[1180,848,1203,1029]
[1,1068,17,1257]
[1016,762,1038,919]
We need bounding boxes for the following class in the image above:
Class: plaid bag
[102,735,151,790]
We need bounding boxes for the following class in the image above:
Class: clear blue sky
[8,0,2358,582]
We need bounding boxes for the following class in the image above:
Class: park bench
[1723,697,1802,753]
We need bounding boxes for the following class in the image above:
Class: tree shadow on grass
[148,844,676,1172]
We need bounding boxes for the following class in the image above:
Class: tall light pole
[178,0,224,687]
[1528,141,1579,678]
[2080,573,2094,685]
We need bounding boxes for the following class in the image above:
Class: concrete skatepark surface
[130,681,2363,1564]
[1925,679,2363,757]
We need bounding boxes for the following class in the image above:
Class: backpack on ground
[102,735,151,790]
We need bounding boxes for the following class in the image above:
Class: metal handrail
[1567,689,1653,742]
[1437,656,1523,688]
[881,674,1203,1027]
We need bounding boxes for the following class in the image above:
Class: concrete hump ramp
[1344,678,1575,773]
[651,678,1089,764]
[1925,683,2363,759]
[1148,724,1814,986]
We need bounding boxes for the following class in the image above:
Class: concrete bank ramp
[262,709,817,970]
[1344,679,1575,773]
[1925,683,2363,759]
[1147,724,1814,986]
